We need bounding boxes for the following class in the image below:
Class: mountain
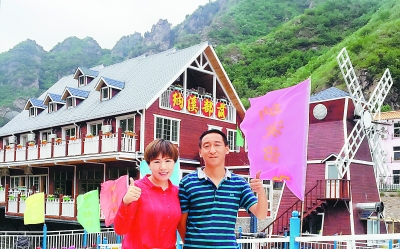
[0,0,399,127]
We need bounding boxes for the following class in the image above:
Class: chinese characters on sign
[169,91,228,119]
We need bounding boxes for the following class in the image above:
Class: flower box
[47,195,55,201]
[63,196,71,201]
[5,145,11,150]
[8,196,15,200]
[124,131,135,137]
[20,196,27,201]
[17,144,23,149]
[28,142,35,147]
[86,134,94,138]
[42,140,47,145]
[0,186,4,191]
[70,136,77,141]
[55,138,62,143]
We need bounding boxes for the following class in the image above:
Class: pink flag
[241,79,310,200]
[100,175,128,227]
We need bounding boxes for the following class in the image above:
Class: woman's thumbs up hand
[123,177,142,205]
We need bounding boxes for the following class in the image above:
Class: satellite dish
[313,104,327,120]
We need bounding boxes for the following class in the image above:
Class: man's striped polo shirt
[179,167,258,249]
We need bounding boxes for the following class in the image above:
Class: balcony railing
[0,130,136,163]
[160,86,236,122]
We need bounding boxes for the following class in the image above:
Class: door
[325,163,340,198]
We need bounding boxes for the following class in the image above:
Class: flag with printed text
[100,175,128,227]
[77,189,101,233]
[24,192,45,224]
[240,79,310,200]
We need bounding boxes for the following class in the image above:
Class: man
[178,129,268,248]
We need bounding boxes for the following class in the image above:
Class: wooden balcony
[0,130,137,165]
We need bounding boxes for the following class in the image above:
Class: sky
[0,0,211,53]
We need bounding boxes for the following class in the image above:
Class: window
[64,127,76,138]
[10,176,21,188]
[89,123,102,136]
[108,167,137,180]
[67,97,76,108]
[29,107,37,117]
[394,123,400,137]
[155,116,179,143]
[41,130,52,141]
[79,170,103,193]
[48,102,57,113]
[79,75,85,86]
[393,170,400,184]
[227,129,239,152]
[394,147,400,160]
[208,125,222,131]
[54,171,73,195]
[119,117,134,132]
[101,87,111,101]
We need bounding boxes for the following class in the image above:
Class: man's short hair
[198,129,228,148]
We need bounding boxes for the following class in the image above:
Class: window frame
[48,102,57,113]
[66,96,76,109]
[101,86,111,101]
[79,75,85,86]
[393,146,400,161]
[86,120,104,136]
[154,115,180,144]
[116,115,135,133]
[63,125,77,139]
[29,106,37,117]
[226,128,239,152]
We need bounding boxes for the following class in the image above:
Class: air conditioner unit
[8,135,16,144]
[24,167,33,175]
[48,134,57,140]
[101,125,112,133]
[197,87,206,95]
[27,133,35,142]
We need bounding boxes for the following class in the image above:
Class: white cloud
[0,0,211,53]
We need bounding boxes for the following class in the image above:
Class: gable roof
[0,41,245,136]
[62,87,90,99]
[95,77,125,90]
[24,98,47,110]
[310,87,350,102]
[73,67,99,78]
[44,93,66,105]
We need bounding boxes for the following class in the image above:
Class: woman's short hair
[144,139,179,164]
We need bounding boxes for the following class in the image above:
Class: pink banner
[241,79,310,200]
[100,175,128,227]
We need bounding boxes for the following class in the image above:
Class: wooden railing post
[59,194,63,217]
[81,134,85,155]
[99,130,103,153]
[5,184,9,212]
[117,127,122,152]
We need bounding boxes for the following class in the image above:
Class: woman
[114,139,181,249]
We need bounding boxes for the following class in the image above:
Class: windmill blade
[367,68,393,117]
[334,119,366,178]
[365,127,389,180]
[336,48,367,115]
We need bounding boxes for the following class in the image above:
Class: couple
[114,129,268,249]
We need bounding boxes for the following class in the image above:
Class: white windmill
[334,47,393,183]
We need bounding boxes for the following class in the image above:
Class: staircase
[262,180,327,235]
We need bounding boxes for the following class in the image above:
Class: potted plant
[55,138,62,143]
[8,195,15,201]
[86,133,94,138]
[0,186,4,191]
[5,145,11,150]
[17,144,23,149]
[28,141,35,147]
[41,140,47,145]
[103,132,112,137]
[70,136,77,141]
[63,195,71,201]
[47,194,55,201]
[20,194,27,201]
[124,130,135,137]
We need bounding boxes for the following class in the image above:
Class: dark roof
[310,87,350,102]
[66,87,90,99]
[48,93,65,103]
[102,77,125,90]
[28,98,47,109]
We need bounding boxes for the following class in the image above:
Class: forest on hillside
[0,0,399,126]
